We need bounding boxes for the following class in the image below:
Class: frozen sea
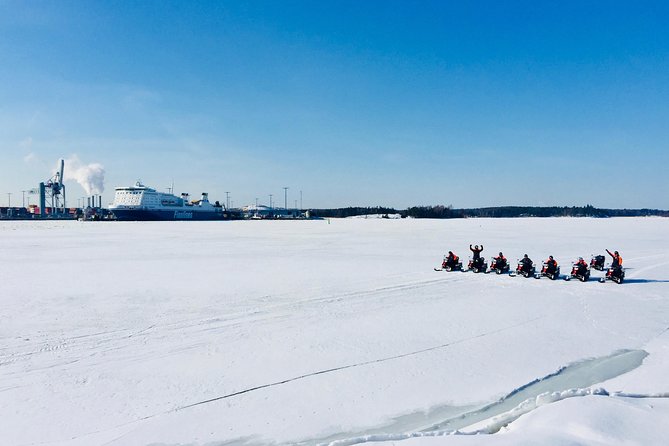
[1,217,668,446]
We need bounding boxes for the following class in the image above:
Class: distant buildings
[241,204,305,219]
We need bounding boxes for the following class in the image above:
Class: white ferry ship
[109,182,238,221]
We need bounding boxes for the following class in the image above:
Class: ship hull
[110,208,240,221]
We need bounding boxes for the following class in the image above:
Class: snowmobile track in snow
[172,315,546,413]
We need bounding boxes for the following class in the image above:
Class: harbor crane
[39,159,66,216]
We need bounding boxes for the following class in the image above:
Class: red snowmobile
[540,262,561,280]
[489,257,510,274]
[568,259,590,282]
[514,258,536,278]
[466,257,488,273]
[439,255,463,272]
[602,266,625,284]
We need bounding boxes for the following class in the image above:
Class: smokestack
[98,195,102,208]
[39,182,46,216]
[59,159,64,186]
[87,197,91,208]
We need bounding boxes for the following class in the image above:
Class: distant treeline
[309,205,669,219]
[309,206,399,219]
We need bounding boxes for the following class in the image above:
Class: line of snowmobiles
[435,254,624,284]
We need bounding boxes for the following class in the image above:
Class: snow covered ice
[1,217,669,445]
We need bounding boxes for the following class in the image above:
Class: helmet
[524,254,528,258]
[579,257,583,261]
[615,251,619,255]
[549,255,553,260]
[499,252,503,256]
[448,251,453,255]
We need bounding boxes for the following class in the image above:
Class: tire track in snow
[626,258,669,279]
[0,325,159,375]
[75,274,461,380]
[88,274,461,350]
[172,315,546,412]
[56,315,546,446]
[3,272,465,373]
[19,276,456,377]
[2,275,423,362]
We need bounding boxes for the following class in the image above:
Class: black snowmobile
[590,255,606,271]
[489,257,510,274]
[567,260,590,282]
[539,262,561,280]
[465,257,488,273]
[513,259,536,278]
[601,266,625,284]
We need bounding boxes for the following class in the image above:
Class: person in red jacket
[443,251,460,269]
[493,252,507,269]
[575,257,588,276]
[545,255,558,275]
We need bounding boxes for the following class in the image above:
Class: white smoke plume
[61,155,106,195]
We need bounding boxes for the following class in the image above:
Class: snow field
[1,217,668,445]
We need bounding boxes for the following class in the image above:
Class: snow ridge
[318,349,651,446]
[323,390,669,446]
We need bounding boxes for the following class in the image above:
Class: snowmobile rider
[606,249,623,277]
[445,251,459,269]
[519,254,533,273]
[575,257,588,275]
[493,252,507,269]
[470,244,484,268]
[545,255,558,274]
[606,249,623,269]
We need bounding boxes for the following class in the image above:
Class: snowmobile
[512,260,535,278]
[567,261,590,282]
[539,262,561,280]
[465,257,488,273]
[600,266,625,284]
[435,256,463,272]
[489,257,510,274]
[590,255,606,271]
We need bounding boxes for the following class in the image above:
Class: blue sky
[1,0,668,209]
